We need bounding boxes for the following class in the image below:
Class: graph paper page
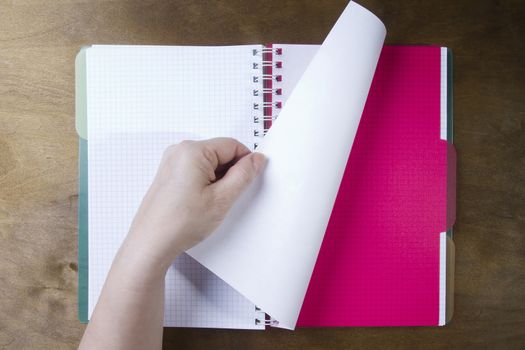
[86,45,264,329]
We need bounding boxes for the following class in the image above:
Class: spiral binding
[252,44,283,149]
[255,306,279,326]
[252,48,283,55]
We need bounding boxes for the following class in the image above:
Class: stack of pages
[76,1,456,330]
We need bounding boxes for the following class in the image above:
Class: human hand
[122,138,266,271]
[80,138,265,350]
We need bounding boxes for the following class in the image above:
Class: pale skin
[79,138,266,350]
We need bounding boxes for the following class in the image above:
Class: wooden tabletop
[1,0,524,349]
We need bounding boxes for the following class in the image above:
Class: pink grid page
[297,46,447,326]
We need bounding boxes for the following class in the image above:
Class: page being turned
[187,1,386,329]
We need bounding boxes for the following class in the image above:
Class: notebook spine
[252,44,283,149]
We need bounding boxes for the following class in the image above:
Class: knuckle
[179,140,194,148]
[163,140,194,161]
[200,145,217,166]
[162,144,179,164]
[176,140,195,156]
[163,144,178,156]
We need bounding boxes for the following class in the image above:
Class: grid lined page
[86,45,264,329]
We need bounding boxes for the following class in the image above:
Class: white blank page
[86,45,264,329]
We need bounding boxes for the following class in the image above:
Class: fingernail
[251,152,267,174]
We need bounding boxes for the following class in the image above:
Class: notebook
[76,1,456,330]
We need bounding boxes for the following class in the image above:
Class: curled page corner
[187,1,386,330]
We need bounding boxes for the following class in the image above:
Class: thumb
[211,152,266,205]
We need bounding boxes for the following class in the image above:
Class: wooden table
[1,1,524,349]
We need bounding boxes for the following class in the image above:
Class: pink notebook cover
[297,46,454,326]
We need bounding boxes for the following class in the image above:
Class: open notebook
[76,2,456,330]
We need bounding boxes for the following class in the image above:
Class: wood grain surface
[0,0,524,349]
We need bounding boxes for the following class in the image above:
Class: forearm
[79,229,170,350]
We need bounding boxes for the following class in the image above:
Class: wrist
[119,223,191,275]
[115,234,174,282]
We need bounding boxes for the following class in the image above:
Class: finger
[211,152,267,204]
[199,138,251,169]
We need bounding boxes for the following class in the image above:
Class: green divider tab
[76,46,90,323]
[78,137,88,323]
